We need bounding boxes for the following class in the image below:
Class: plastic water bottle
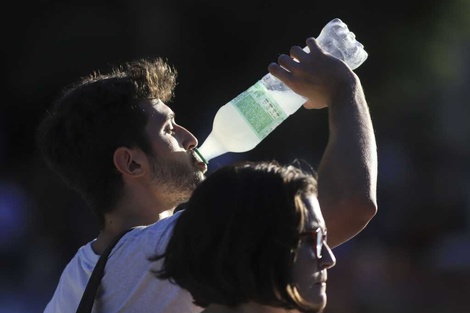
[194,18,368,164]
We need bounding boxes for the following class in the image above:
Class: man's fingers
[306,37,323,54]
[290,45,308,62]
[267,62,292,83]
[277,54,300,72]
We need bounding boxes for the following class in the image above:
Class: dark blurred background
[2,0,469,312]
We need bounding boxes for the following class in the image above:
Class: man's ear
[113,147,146,177]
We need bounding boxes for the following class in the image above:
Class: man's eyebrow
[166,112,175,121]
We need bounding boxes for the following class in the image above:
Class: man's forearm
[317,74,378,248]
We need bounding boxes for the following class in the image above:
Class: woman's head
[156,160,336,312]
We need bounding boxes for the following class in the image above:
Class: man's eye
[165,127,175,135]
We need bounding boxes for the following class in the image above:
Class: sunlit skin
[292,196,336,312]
[93,37,378,256]
[143,99,206,204]
[92,99,206,255]
[201,196,336,313]
[268,38,377,249]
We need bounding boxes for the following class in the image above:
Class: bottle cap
[193,148,208,165]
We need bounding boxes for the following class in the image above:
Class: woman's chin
[303,284,327,310]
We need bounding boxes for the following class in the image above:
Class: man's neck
[91,208,174,255]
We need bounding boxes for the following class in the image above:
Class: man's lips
[191,150,207,173]
[193,148,208,165]
[195,161,207,173]
[191,151,207,173]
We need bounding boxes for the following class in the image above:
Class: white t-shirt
[44,211,202,313]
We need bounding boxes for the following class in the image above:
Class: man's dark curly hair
[36,58,177,226]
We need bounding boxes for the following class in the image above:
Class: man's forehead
[143,99,174,118]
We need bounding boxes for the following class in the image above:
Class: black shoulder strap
[76,228,135,313]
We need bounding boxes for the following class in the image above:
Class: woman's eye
[302,236,315,245]
[305,237,314,244]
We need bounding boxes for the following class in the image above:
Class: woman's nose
[319,243,336,270]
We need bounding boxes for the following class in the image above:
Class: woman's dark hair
[153,160,318,311]
[36,58,177,226]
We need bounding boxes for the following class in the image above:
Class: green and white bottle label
[232,81,287,140]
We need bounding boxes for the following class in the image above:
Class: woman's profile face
[291,195,336,312]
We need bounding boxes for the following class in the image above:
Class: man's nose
[177,126,198,150]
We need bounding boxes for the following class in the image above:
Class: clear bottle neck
[196,133,227,163]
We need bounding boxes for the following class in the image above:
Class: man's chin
[194,170,206,183]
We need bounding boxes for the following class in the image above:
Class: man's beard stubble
[149,153,205,207]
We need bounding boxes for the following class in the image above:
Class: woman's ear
[113,147,146,177]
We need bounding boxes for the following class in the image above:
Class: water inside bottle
[196,18,368,163]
